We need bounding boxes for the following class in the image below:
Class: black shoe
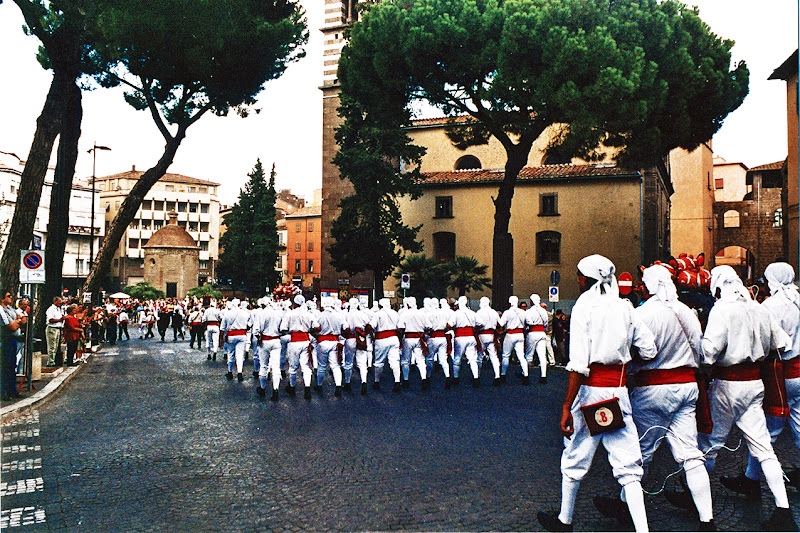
[499,375,506,383]
[402,379,410,389]
[237,373,243,382]
[334,386,342,397]
[304,388,312,400]
[720,472,762,501]
[212,354,216,361]
[493,377,501,387]
[421,378,430,390]
[785,466,800,489]
[256,386,266,398]
[343,382,351,392]
[698,519,716,531]
[372,381,381,390]
[593,495,633,527]
[285,384,296,396]
[207,354,211,360]
[392,382,401,392]
[521,375,530,385]
[453,377,459,387]
[664,486,698,513]
[226,371,233,381]
[536,511,573,532]
[539,376,547,384]
[314,385,323,394]
[253,371,259,378]
[472,377,479,388]
[361,383,368,395]
[762,507,798,531]
[444,376,452,389]
[270,389,279,402]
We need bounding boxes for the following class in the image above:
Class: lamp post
[87,143,111,268]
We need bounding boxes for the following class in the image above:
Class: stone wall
[144,248,200,298]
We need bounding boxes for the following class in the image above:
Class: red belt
[405,332,423,338]
[228,329,246,336]
[785,357,800,380]
[455,327,474,337]
[584,363,627,387]
[206,321,219,326]
[261,335,279,341]
[343,331,355,339]
[429,331,446,338]
[318,334,338,342]
[529,325,545,332]
[479,329,495,336]
[192,322,202,326]
[635,366,696,387]
[712,361,761,381]
[506,328,524,335]
[290,332,310,343]
[376,330,397,340]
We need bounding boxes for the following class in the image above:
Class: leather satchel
[580,397,626,436]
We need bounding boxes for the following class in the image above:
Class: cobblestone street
[1,337,799,531]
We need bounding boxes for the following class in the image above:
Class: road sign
[548,285,559,303]
[20,250,45,284]
[32,234,42,250]
[550,270,560,286]
[618,272,634,295]
[400,273,411,289]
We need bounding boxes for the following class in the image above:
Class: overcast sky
[0,0,797,207]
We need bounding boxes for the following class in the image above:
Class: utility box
[31,351,43,381]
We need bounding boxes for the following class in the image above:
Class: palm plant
[445,256,492,297]
[394,255,449,299]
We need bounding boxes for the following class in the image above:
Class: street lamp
[87,143,111,268]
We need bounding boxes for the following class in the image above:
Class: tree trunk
[0,70,73,294]
[373,271,384,301]
[491,145,530,310]
[82,135,184,295]
[34,83,82,340]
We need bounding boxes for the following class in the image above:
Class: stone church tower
[319,0,375,297]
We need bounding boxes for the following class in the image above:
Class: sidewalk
[1,351,94,420]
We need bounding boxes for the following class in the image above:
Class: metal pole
[90,145,97,267]
[25,285,35,392]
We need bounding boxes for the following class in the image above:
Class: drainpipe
[640,172,645,266]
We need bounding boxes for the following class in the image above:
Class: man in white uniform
[475,297,501,386]
[525,294,550,384]
[203,303,221,361]
[280,295,320,399]
[220,299,252,382]
[426,298,453,388]
[699,265,795,530]
[370,298,402,392]
[537,254,657,533]
[315,297,346,396]
[254,298,285,401]
[344,298,371,395]
[734,262,800,494]
[499,296,528,384]
[398,296,431,389]
[452,296,480,387]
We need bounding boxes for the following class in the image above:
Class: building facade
[95,168,220,290]
[668,144,715,259]
[286,206,322,290]
[142,212,200,298]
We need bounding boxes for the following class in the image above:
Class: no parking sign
[20,250,45,283]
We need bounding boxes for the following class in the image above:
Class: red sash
[260,335,279,341]
[317,334,338,342]
[712,361,761,381]
[206,321,219,326]
[479,329,495,336]
[529,325,545,332]
[404,332,423,338]
[429,331,446,338]
[785,357,800,380]
[634,366,696,387]
[228,329,246,336]
[455,327,474,337]
[584,363,627,388]
[506,328,524,335]
[762,358,790,417]
[375,330,397,340]
[290,332,310,343]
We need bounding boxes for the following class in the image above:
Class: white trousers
[478,333,500,378]
[747,377,800,478]
[453,336,478,379]
[316,340,342,386]
[205,325,219,355]
[373,338,401,382]
[525,331,548,378]
[226,334,247,374]
[501,332,527,376]
[258,338,282,390]
[286,341,313,387]
[402,338,427,380]
[428,337,450,378]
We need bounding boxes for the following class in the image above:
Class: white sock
[761,458,790,508]
[622,482,649,533]
[558,478,580,525]
[685,462,714,522]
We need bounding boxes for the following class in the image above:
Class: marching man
[254,298,284,401]
[537,254,657,533]
[344,298,371,395]
[315,297,346,396]
[280,295,320,400]
[220,299,252,382]
[452,296,481,387]
[426,298,453,388]
[398,296,431,389]
[370,298,402,392]
[525,293,550,384]
[499,296,528,384]
[698,265,795,531]
[203,302,221,361]
[474,297,502,386]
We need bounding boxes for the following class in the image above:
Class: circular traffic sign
[23,251,43,269]
[618,272,633,295]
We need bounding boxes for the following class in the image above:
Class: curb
[1,353,93,421]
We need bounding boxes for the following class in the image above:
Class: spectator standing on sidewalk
[45,296,64,366]
[63,304,83,366]
[15,297,30,374]
[1,289,25,400]
[117,307,130,341]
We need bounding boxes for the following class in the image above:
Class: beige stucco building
[668,144,715,260]
[143,213,200,298]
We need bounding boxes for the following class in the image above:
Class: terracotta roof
[418,164,640,185]
[286,205,321,218]
[769,49,798,80]
[408,115,476,129]
[97,170,220,187]
[144,223,199,249]
[748,161,785,172]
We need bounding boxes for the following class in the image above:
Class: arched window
[773,208,784,228]
[454,155,481,170]
[536,231,561,264]
[723,210,740,228]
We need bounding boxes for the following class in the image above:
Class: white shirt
[318,309,344,337]
[452,307,476,329]
[370,308,399,333]
[566,292,657,377]
[632,298,702,371]
[397,307,430,333]
[525,306,549,329]
[474,306,499,331]
[221,308,252,332]
[46,304,64,328]
[762,292,800,360]
[428,308,453,332]
[1,304,20,337]
[118,311,129,323]
[499,307,525,331]
[347,309,370,332]
[254,307,283,338]
[702,299,791,366]
[280,307,319,334]
[204,308,221,323]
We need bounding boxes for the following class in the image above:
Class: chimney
[168,211,178,225]
[132,165,136,172]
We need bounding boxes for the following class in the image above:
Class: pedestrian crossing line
[1,428,40,441]
[1,458,42,473]
[1,412,39,428]
[162,349,175,354]
[0,477,44,496]
[0,507,46,528]
[1,445,42,455]
[133,350,148,355]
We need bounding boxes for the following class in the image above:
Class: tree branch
[12,0,52,49]
[140,78,173,141]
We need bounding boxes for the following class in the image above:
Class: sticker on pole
[20,250,45,284]
[618,272,633,295]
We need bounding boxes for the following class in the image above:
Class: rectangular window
[539,193,559,216]
[141,219,151,230]
[308,259,314,273]
[200,241,208,251]
[199,222,209,232]
[10,185,16,194]
[308,241,314,252]
[536,231,561,264]
[75,259,83,274]
[295,260,301,273]
[188,222,198,232]
[166,201,176,212]
[113,258,119,267]
[153,221,164,230]
[189,203,198,213]
[129,238,139,249]
[308,221,314,232]
[154,200,164,211]
[200,186,208,194]
[129,221,139,230]
[295,222,301,233]
[435,196,453,218]
[142,200,152,210]
[165,184,174,192]
[714,178,724,189]
[177,202,187,212]
[199,260,208,270]
[188,186,196,193]
[200,203,209,214]
[295,242,301,252]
